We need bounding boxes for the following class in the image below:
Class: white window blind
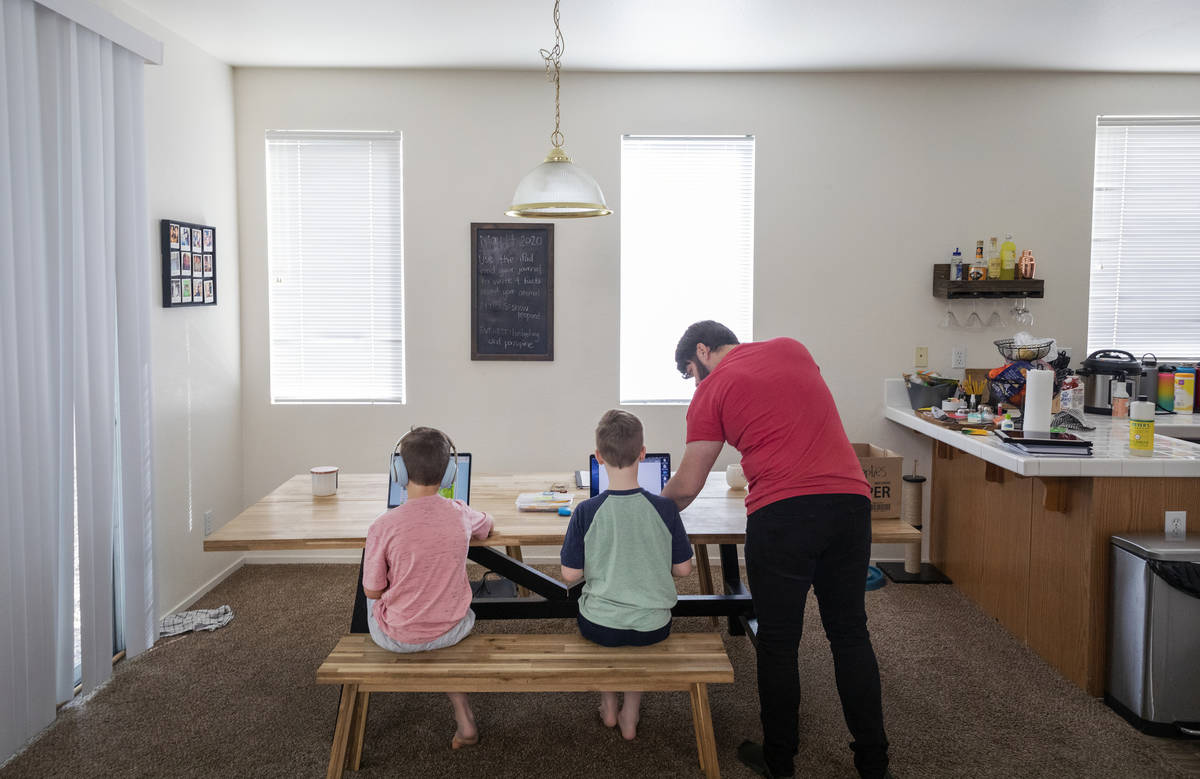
[1087,117,1200,360]
[266,131,405,403]
[620,135,755,404]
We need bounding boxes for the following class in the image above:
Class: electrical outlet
[1165,511,1186,539]
[914,346,928,368]
[204,509,214,537]
[951,346,967,370]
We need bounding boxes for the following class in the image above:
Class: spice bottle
[1111,375,1130,418]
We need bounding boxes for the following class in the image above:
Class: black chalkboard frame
[470,222,555,361]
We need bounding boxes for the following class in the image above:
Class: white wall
[232,69,1200,559]
[94,0,243,614]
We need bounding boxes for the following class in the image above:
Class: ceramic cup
[311,466,339,496]
[726,463,747,490]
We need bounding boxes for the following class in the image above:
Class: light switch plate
[1165,511,1186,539]
[914,346,928,368]
[204,509,214,537]
[951,346,967,370]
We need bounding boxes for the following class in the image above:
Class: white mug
[311,466,339,496]
[726,463,747,490]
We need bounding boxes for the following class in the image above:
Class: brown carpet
[2,563,1195,779]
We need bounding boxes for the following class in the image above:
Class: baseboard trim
[244,550,364,565]
[159,557,245,620]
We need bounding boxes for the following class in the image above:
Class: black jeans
[745,493,889,778]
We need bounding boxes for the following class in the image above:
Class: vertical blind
[1087,117,1200,360]
[620,135,755,404]
[266,131,405,403]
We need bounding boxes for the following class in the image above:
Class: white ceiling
[122,0,1200,73]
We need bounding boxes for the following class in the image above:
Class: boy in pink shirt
[362,426,493,749]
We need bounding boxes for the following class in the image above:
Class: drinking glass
[964,301,985,332]
[938,302,960,330]
[987,301,1008,330]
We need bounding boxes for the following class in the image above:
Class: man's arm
[363,587,385,600]
[661,440,725,511]
[561,565,583,584]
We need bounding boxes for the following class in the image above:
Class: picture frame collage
[161,219,217,307]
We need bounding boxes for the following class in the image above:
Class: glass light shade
[507,147,611,218]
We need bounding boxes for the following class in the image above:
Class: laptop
[589,452,671,498]
[387,452,472,508]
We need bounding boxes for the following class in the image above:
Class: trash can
[1106,534,1200,737]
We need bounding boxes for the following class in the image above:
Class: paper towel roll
[1024,369,1053,433]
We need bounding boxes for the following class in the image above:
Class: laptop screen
[589,453,671,497]
[388,453,472,508]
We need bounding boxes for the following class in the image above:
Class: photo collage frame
[161,219,217,307]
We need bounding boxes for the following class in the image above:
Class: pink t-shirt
[362,496,493,644]
[686,337,870,515]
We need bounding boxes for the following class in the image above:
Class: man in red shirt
[662,321,890,779]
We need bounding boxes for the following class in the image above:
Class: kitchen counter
[883,378,1200,477]
[883,378,1200,696]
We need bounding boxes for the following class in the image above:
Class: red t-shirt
[686,337,869,514]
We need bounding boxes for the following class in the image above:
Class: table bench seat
[317,632,735,778]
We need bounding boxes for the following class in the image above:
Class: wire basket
[994,338,1053,362]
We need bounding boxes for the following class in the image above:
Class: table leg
[505,545,529,597]
[694,544,718,627]
[719,543,756,640]
[351,551,369,634]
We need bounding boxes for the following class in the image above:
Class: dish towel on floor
[159,605,234,637]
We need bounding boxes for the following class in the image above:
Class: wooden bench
[316,632,735,779]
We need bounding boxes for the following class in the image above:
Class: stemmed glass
[1012,299,1033,327]
[938,302,960,330]
[964,301,985,332]
[987,301,1008,330]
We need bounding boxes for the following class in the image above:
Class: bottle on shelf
[1129,395,1155,456]
[972,239,987,280]
[1000,234,1017,280]
[987,237,1002,280]
[951,247,964,281]
[1018,249,1036,279]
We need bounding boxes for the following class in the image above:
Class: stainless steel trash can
[1107,534,1200,737]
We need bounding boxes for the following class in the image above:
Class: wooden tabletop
[204,471,921,552]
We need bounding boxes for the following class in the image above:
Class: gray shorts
[366,599,476,653]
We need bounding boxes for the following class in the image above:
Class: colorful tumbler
[1158,368,1176,412]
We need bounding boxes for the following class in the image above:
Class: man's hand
[661,440,724,510]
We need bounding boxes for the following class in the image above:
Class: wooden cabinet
[930,445,1200,695]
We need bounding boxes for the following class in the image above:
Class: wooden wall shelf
[932,264,1045,299]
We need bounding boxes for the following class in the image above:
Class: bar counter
[884,379,1200,695]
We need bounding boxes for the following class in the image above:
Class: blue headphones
[391,428,458,490]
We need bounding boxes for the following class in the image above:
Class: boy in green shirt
[560,409,694,740]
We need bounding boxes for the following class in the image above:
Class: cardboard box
[851,443,903,518]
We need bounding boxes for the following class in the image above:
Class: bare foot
[451,731,479,750]
[617,706,639,741]
[598,693,619,728]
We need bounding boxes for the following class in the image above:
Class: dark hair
[595,409,644,469]
[674,320,740,377]
[400,426,451,486]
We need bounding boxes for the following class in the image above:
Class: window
[1087,117,1200,360]
[620,135,755,404]
[266,131,405,403]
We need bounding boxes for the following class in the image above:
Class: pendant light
[507,0,611,219]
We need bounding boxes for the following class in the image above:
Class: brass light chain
[539,0,566,149]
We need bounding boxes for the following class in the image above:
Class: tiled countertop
[883,378,1200,478]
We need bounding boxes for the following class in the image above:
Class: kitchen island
[884,379,1200,695]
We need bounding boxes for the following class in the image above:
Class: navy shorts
[577,614,671,647]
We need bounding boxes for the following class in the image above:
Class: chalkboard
[471,223,554,361]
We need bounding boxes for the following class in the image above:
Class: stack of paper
[515,492,575,512]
